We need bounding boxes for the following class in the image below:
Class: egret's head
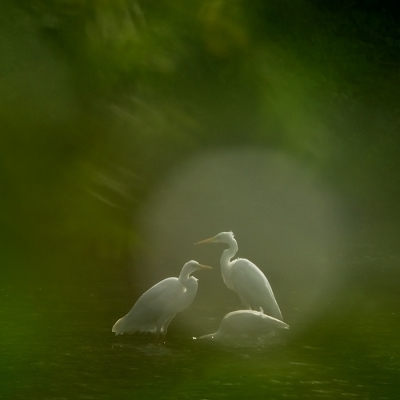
[187,260,213,269]
[195,231,235,245]
[182,260,212,276]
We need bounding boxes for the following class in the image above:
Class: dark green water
[2,256,399,400]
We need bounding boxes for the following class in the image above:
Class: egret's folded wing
[112,278,182,334]
[134,278,182,311]
[231,261,282,320]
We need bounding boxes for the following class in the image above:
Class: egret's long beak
[195,237,216,245]
[198,264,213,270]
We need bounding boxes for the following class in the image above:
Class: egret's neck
[220,238,238,273]
[178,266,195,285]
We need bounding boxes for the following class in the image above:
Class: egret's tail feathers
[265,302,283,321]
[112,317,124,335]
[112,315,158,335]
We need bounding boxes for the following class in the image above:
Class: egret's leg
[155,324,165,344]
[156,331,165,344]
[238,293,251,310]
[161,316,174,342]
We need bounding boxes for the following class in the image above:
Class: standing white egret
[112,260,212,339]
[197,308,289,340]
[196,232,283,320]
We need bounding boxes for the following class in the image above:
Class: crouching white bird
[112,260,212,340]
[197,308,289,341]
[196,232,283,320]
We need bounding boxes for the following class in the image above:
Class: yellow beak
[195,237,216,245]
[198,264,213,270]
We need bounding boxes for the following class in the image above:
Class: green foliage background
[1,0,399,283]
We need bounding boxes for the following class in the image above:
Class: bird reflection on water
[111,340,177,356]
[112,317,289,354]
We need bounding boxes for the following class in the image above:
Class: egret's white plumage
[112,260,212,338]
[196,232,283,320]
[198,308,289,340]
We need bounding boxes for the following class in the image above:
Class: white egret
[198,308,289,340]
[112,260,212,339]
[196,232,283,320]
